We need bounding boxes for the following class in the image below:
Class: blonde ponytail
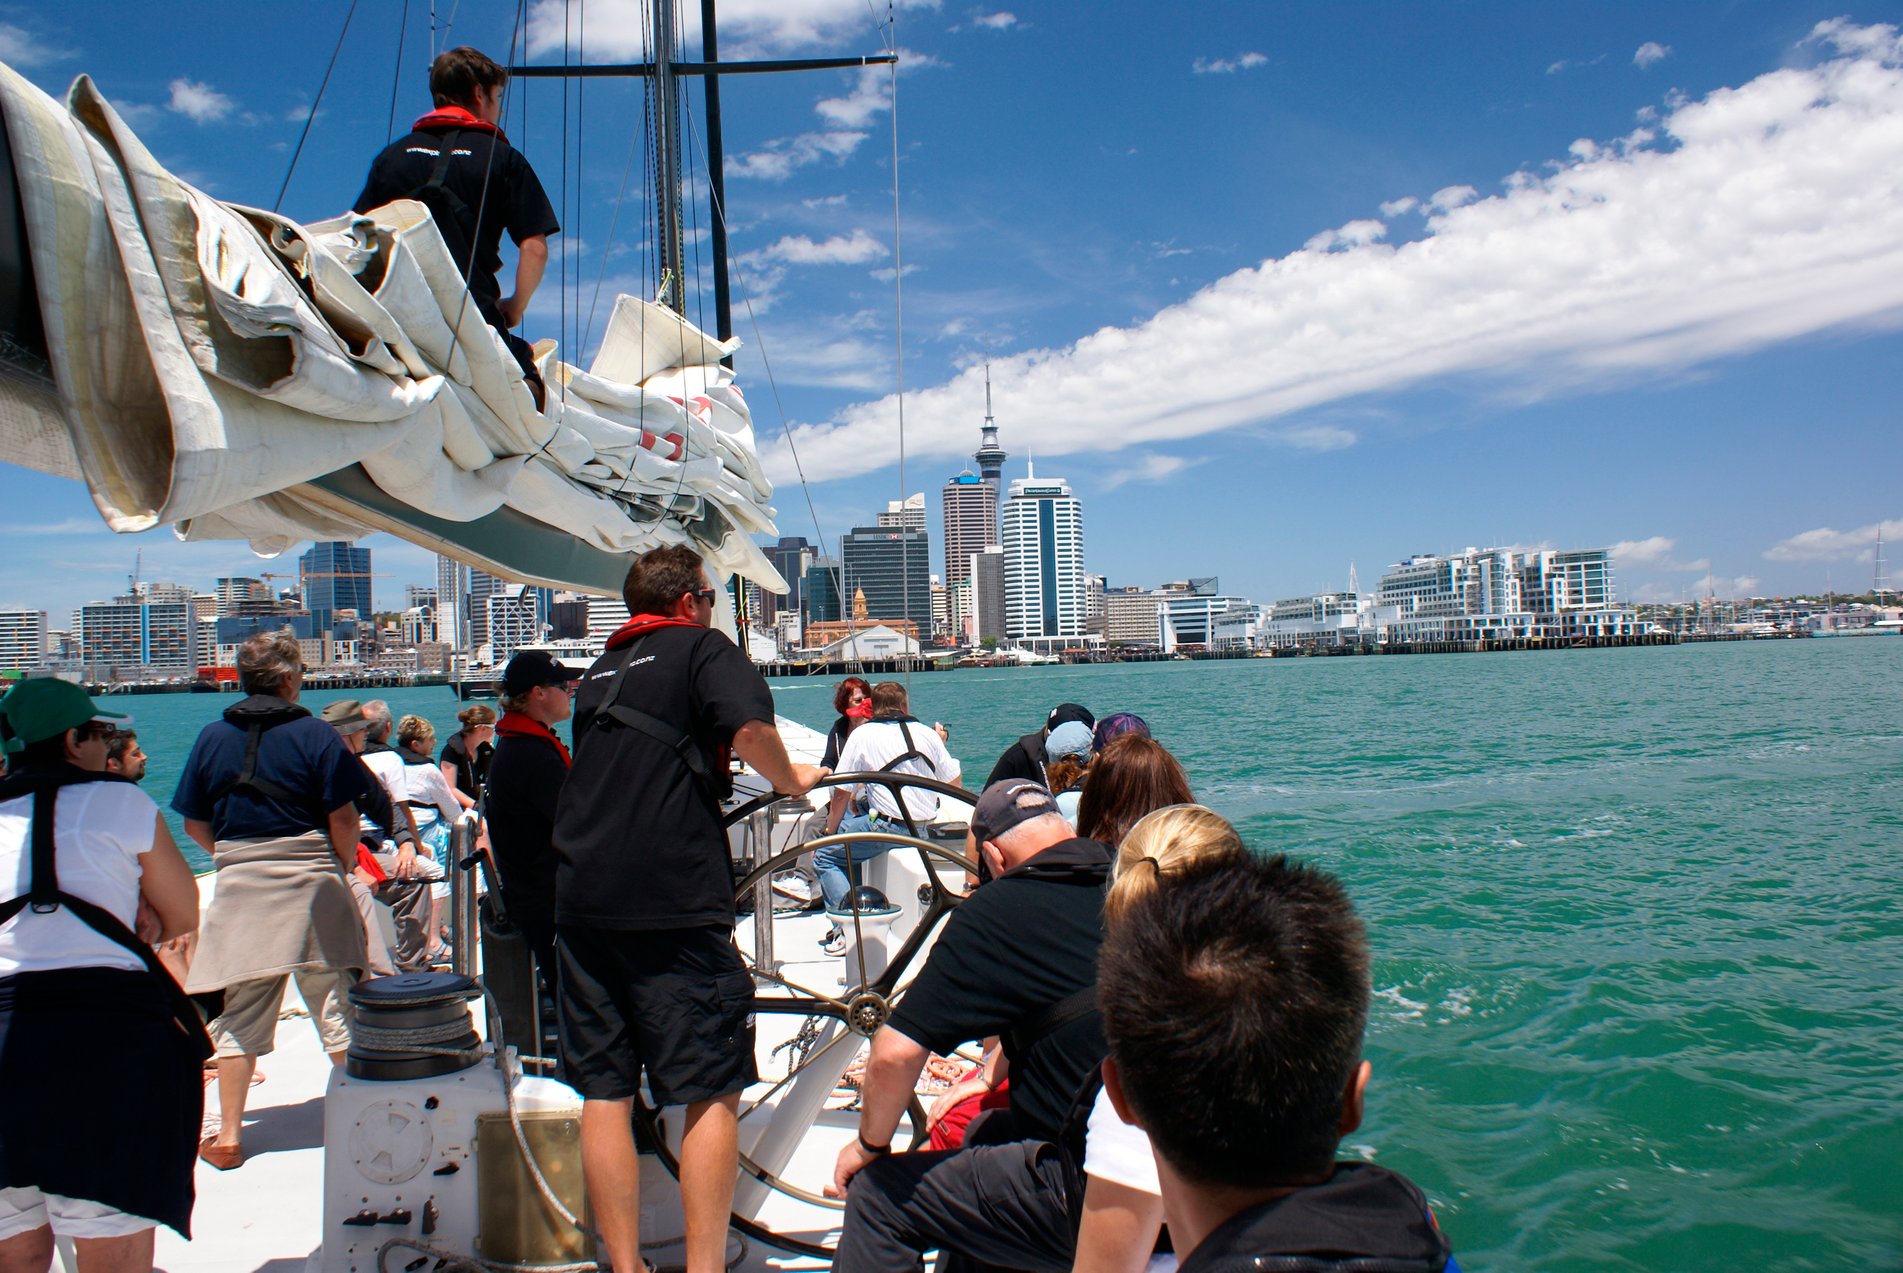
[1105,803,1245,928]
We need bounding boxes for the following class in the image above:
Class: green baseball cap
[0,679,131,754]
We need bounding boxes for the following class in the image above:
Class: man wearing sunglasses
[553,544,822,1273]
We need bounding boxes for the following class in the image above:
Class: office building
[1000,468,1088,646]
[806,557,842,624]
[436,556,470,654]
[941,471,998,639]
[77,595,200,675]
[486,585,552,662]
[214,577,273,617]
[763,536,814,624]
[969,548,1006,644]
[840,526,932,635]
[1104,587,1162,647]
[877,493,926,531]
[468,569,503,652]
[587,595,632,643]
[300,541,371,636]
[0,610,48,671]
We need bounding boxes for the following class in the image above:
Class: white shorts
[0,1186,156,1241]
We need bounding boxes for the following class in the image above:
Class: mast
[652,0,685,312]
[701,0,733,347]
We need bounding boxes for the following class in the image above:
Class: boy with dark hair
[1098,853,1457,1272]
[354,45,559,407]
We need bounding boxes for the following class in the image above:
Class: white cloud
[1428,184,1478,211]
[1762,517,1903,562]
[1302,219,1387,252]
[167,78,235,124]
[1379,196,1419,218]
[767,22,1903,485]
[1099,453,1201,490]
[750,229,886,266]
[527,0,940,59]
[727,130,867,180]
[0,22,73,66]
[1193,51,1269,75]
[1689,572,1760,597]
[1611,536,1676,565]
[1634,41,1672,69]
[973,12,1017,31]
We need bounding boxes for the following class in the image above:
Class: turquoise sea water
[127,638,1902,1270]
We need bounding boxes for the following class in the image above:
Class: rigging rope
[387,0,410,145]
[274,0,361,213]
[882,0,915,692]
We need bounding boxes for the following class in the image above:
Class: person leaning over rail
[354,46,559,410]
[827,779,1111,1273]
[985,702,1093,789]
[170,627,373,1173]
[0,680,202,1270]
[551,545,822,1273]
[1099,850,1457,1272]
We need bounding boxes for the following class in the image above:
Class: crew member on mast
[354,46,560,409]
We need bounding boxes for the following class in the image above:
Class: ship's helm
[319,771,975,1271]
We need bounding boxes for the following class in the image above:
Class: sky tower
[974,363,1008,496]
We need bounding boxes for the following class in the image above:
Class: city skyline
[0,3,1897,617]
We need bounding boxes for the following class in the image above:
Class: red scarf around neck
[605,614,703,650]
[412,105,506,140]
[497,710,571,767]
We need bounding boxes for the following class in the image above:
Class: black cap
[1046,702,1094,731]
[501,650,581,696]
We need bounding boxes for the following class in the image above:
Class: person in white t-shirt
[818,682,960,949]
[1070,803,1248,1273]
[0,679,202,1267]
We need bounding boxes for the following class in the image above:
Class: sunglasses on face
[692,588,718,604]
[76,724,114,742]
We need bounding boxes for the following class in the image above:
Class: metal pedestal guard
[449,811,481,980]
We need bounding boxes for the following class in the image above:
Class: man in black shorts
[552,544,822,1273]
[354,46,559,408]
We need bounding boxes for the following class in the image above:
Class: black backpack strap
[0,777,215,1061]
[876,719,932,774]
[592,639,725,805]
[1005,984,1099,1062]
[209,721,302,807]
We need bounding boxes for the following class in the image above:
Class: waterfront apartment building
[0,609,48,671]
[77,595,200,676]
[300,541,372,636]
[1264,592,1388,650]
[1376,547,1637,643]
[1000,470,1091,649]
[840,525,932,635]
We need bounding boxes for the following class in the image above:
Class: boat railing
[448,809,482,980]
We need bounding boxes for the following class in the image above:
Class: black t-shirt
[439,732,493,800]
[984,731,1047,788]
[884,836,1110,1143]
[821,717,852,770]
[1175,1164,1453,1273]
[353,126,559,326]
[553,625,776,930]
[486,729,569,946]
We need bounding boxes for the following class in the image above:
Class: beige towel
[185,832,369,993]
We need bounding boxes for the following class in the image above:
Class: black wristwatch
[857,1131,891,1156]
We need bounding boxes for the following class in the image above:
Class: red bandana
[412,105,506,140]
[605,614,703,650]
[496,710,571,767]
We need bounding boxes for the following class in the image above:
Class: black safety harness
[592,636,732,807]
[0,768,215,1061]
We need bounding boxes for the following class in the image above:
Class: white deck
[148,717,970,1273]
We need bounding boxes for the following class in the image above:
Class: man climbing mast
[354,46,560,408]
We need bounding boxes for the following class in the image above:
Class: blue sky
[3,0,1901,621]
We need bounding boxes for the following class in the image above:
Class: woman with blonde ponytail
[1073,804,1246,1273]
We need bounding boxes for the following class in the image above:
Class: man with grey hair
[827,779,1112,1272]
[171,627,371,1170]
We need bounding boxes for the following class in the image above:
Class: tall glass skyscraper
[299,541,371,636]
[840,526,932,634]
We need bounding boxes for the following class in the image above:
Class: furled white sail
[0,63,785,599]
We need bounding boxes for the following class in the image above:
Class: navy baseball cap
[971,779,1063,845]
[500,650,581,696]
